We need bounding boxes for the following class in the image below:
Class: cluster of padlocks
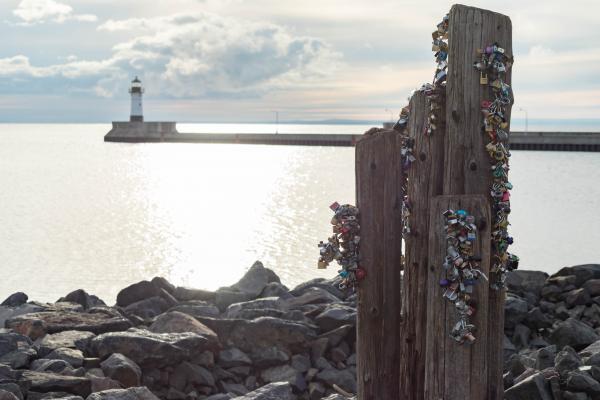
[473,42,519,290]
[441,209,487,344]
[317,202,364,289]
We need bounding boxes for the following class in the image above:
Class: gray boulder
[316,368,357,393]
[553,265,600,287]
[218,348,251,368]
[225,298,288,319]
[250,346,289,368]
[168,302,220,318]
[20,371,91,397]
[0,390,19,400]
[566,289,592,308]
[566,371,600,396]
[230,382,294,400]
[230,261,281,298]
[0,332,36,368]
[1,293,28,308]
[506,270,549,300]
[504,372,553,400]
[259,283,291,299]
[30,359,72,374]
[57,290,105,310]
[123,297,169,320]
[148,311,219,349]
[169,362,214,391]
[314,304,356,332]
[172,287,216,302]
[504,295,529,329]
[37,330,95,357]
[215,290,253,312]
[90,328,209,368]
[116,281,163,308]
[85,387,160,400]
[555,346,582,376]
[260,365,306,391]
[47,347,84,368]
[100,353,141,388]
[550,318,600,351]
[291,278,347,301]
[535,345,557,370]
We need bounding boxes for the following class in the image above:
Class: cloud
[13,0,97,24]
[0,12,341,99]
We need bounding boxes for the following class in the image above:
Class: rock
[566,371,600,396]
[37,330,95,357]
[1,293,28,307]
[290,278,347,301]
[215,290,253,312]
[504,372,553,400]
[330,347,348,363]
[30,359,72,374]
[311,337,329,362]
[218,348,251,368]
[90,328,209,368]
[580,340,600,358]
[527,307,553,330]
[169,362,214,391]
[88,376,122,392]
[116,281,163,308]
[172,287,216,302]
[506,270,549,300]
[148,311,219,349]
[535,345,557,370]
[123,297,169,320]
[0,303,47,331]
[47,348,84,368]
[314,304,356,332]
[550,318,600,351]
[569,305,587,320]
[225,298,287,319]
[20,371,91,397]
[259,283,290,299]
[0,332,36,368]
[583,280,600,297]
[316,368,356,394]
[318,325,354,348]
[286,288,340,309]
[291,354,311,373]
[562,392,590,400]
[308,382,325,400]
[556,304,571,320]
[150,277,176,294]
[0,390,19,400]
[206,395,234,400]
[566,289,592,308]
[26,393,84,400]
[168,302,220,319]
[229,261,280,298]
[85,387,160,400]
[0,384,21,400]
[250,346,289,368]
[200,317,316,354]
[57,290,105,310]
[260,365,306,391]
[555,346,582,376]
[512,323,531,349]
[541,285,562,302]
[583,304,600,327]
[6,312,131,338]
[504,335,517,361]
[100,354,141,388]
[553,265,600,287]
[230,382,294,400]
[504,295,529,329]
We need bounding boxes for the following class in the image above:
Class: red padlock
[355,267,367,281]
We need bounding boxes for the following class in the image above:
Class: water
[0,123,599,303]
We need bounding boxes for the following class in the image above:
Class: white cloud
[13,0,97,24]
[0,12,341,99]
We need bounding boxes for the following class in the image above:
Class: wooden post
[398,90,445,400]
[443,5,512,400]
[355,130,404,399]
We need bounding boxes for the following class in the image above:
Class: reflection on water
[0,123,598,303]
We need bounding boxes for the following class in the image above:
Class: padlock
[480,72,488,85]
[318,260,328,269]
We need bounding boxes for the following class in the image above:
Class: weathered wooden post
[355,130,404,399]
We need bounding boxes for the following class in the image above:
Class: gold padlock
[318,260,328,269]
[480,72,488,85]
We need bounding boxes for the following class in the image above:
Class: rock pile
[504,264,600,399]
[0,261,357,400]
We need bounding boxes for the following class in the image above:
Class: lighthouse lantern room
[129,76,144,122]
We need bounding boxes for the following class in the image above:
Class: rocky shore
[1,262,600,400]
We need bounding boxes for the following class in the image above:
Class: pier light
[129,76,144,122]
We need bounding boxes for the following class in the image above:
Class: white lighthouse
[129,76,144,122]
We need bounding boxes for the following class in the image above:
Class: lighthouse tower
[129,76,144,122]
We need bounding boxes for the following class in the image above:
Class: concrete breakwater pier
[104,124,600,152]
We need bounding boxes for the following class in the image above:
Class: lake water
[0,123,599,303]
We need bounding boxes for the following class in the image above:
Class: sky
[1,0,599,124]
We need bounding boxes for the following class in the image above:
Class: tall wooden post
[445,5,512,400]
[355,130,404,399]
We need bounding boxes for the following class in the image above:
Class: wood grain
[356,129,404,399]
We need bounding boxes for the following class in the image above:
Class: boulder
[550,318,600,351]
[36,330,95,357]
[172,287,216,302]
[200,317,316,354]
[504,295,529,329]
[566,371,600,396]
[90,328,209,368]
[5,312,131,338]
[504,372,553,400]
[225,298,288,319]
[0,384,21,400]
[555,346,582,376]
[0,303,47,330]
[100,354,141,388]
[1,293,28,308]
[47,348,84,368]
[566,289,592,308]
[250,346,289,368]
[584,280,600,297]
[85,387,160,400]
[316,368,356,394]
[506,270,549,300]
[88,376,122,392]
[553,265,600,287]
[30,359,72,374]
[318,325,354,348]
[116,281,163,308]
[0,390,19,400]
[286,288,340,309]
[535,345,557,370]
[0,332,36,368]
[20,371,91,397]
[169,362,214,390]
[230,382,294,400]
[260,365,306,391]
[123,297,169,320]
[57,290,105,310]
[150,277,176,294]
[221,382,248,396]
[290,278,347,301]
[230,261,280,298]
[215,290,253,312]
[259,283,291,299]
[149,311,219,349]
[314,304,356,332]
[218,348,251,368]
[168,302,220,318]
